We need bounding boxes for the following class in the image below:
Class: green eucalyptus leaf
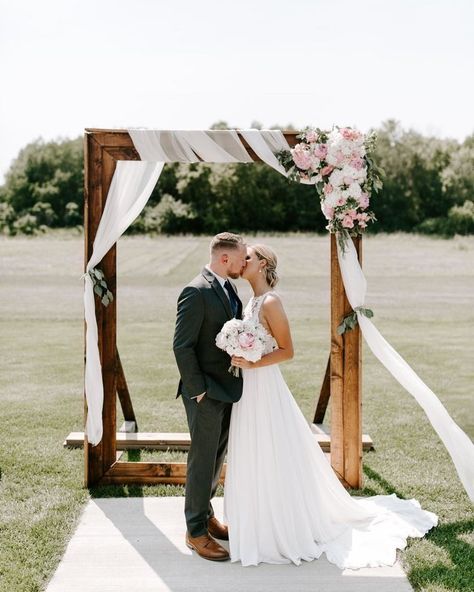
[94,285,102,297]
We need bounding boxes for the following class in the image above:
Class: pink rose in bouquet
[313,143,328,159]
[305,130,319,143]
[216,319,268,376]
[291,144,313,170]
[238,332,255,350]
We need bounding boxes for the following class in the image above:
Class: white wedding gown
[224,293,438,569]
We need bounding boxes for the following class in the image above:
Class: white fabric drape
[84,160,164,445]
[337,238,474,501]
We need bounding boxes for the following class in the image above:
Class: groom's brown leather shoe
[208,516,229,540]
[186,532,230,561]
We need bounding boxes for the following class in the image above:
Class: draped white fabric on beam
[337,239,474,501]
[84,160,164,445]
[84,127,473,502]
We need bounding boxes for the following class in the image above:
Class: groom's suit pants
[182,394,232,537]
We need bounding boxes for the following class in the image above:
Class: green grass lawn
[0,232,473,591]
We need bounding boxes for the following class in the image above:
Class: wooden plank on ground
[64,430,373,452]
[100,461,226,485]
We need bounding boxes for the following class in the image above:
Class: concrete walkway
[46,498,413,592]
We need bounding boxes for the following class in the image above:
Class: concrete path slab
[46,497,413,592]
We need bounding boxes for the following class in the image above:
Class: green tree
[1,137,83,228]
[371,120,458,231]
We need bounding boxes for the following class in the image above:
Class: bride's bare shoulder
[261,292,286,315]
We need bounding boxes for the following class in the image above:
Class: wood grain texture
[84,133,104,487]
[330,234,345,479]
[101,461,226,486]
[116,349,138,428]
[313,355,331,423]
[100,150,118,475]
[343,237,362,487]
[330,235,363,488]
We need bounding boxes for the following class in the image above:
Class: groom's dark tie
[224,280,239,318]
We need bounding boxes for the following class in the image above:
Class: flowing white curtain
[336,240,474,501]
[84,160,164,445]
[84,128,473,502]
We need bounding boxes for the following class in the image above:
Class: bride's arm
[232,295,294,369]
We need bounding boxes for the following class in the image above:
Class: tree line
[1,120,473,236]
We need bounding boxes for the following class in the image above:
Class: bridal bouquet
[277,127,383,250]
[215,319,268,376]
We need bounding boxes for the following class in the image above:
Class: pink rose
[320,165,334,177]
[322,203,334,220]
[335,150,345,165]
[341,127,362,141]
[336,196,347,206]
[291,144,313,170]
[306,130,318,143]
[350,157,364,170]
[313,143,328,159]
[348,209,358,219]
[238,332,255,349]
[342,215,355,228]
[359,193,370,209]
[324,183,334,194]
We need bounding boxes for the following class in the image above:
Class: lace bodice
[243,292,278,355]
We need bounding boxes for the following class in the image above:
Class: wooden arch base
[81,129,366,489]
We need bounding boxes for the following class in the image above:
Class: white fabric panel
[337,238,474,502]
[84,160,164,445]
[129,129,253,163]
[176,131,242,163]
[239,129,290,176]
[129,129,198,162]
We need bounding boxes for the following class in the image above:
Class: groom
[173,232,247,561]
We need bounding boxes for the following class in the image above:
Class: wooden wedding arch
[67,128,372,489]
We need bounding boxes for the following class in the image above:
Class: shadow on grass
[356,465,474,591]
[348,463,409,498]
[408,519,474,592]
[362,464,408,498]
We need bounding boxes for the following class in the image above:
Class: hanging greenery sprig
[87,267,114,307]
[337,306,374,335]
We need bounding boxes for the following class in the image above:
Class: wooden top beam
[84,129,301,163]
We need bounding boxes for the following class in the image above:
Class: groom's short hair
[210,232,245,254]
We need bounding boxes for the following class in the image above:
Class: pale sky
[1,0,473,183]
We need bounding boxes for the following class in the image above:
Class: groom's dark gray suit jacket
[173,267,243,403]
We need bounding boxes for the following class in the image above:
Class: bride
[224,244,437,569]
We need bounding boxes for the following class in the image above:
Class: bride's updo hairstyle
[252,244,279,288]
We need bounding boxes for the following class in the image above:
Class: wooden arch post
[82,129,363,488]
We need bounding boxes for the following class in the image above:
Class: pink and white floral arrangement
[215,318,268,376]
[277,127,383,249]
